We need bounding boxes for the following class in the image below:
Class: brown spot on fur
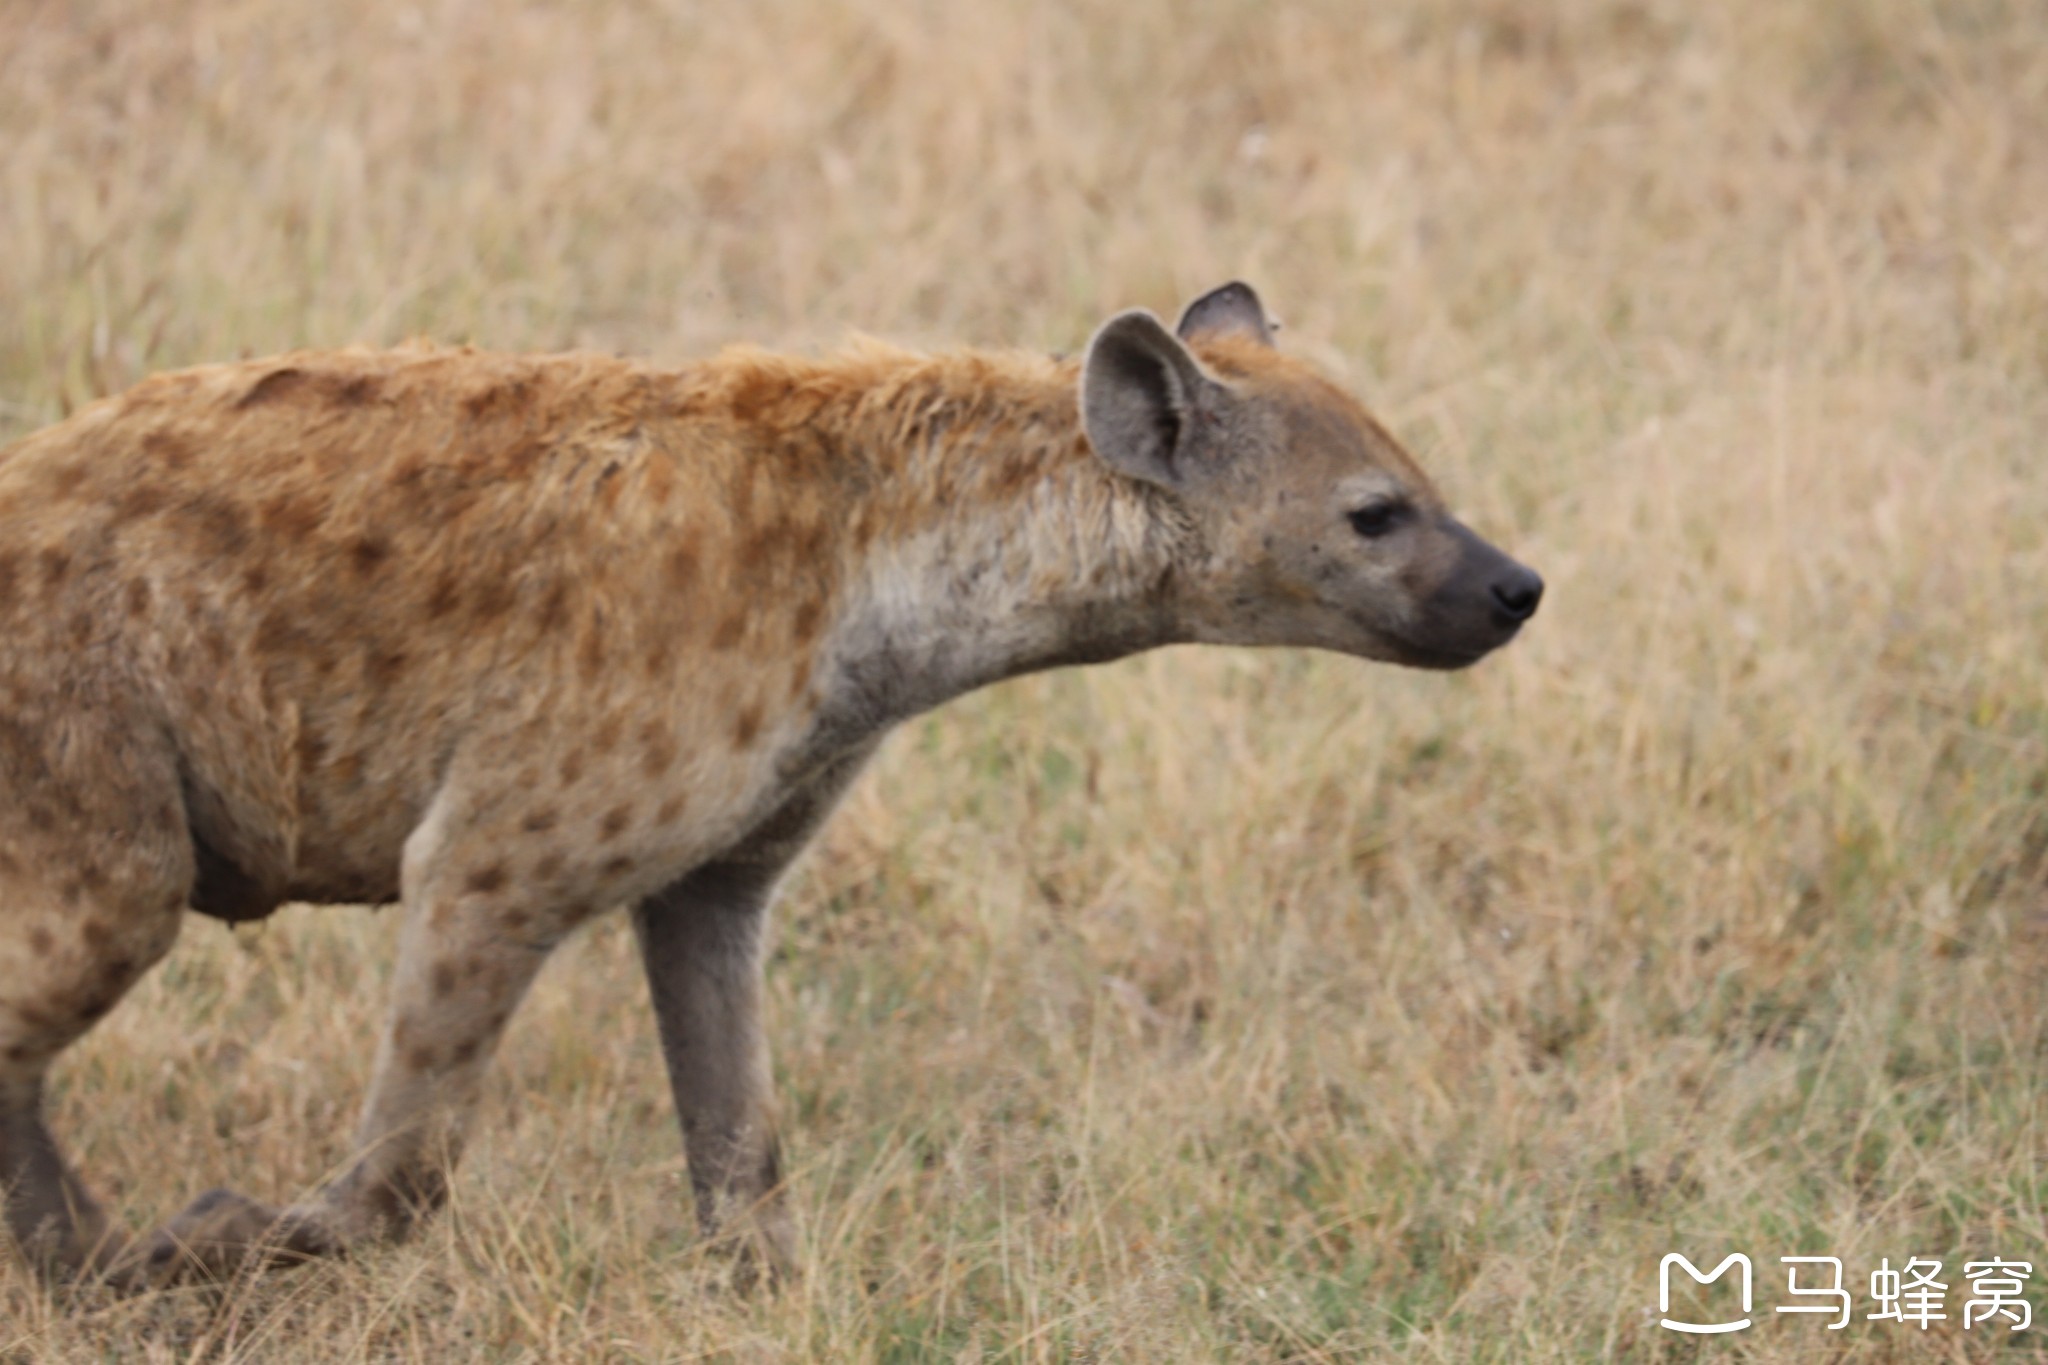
[255,607,310,656]
[791,596,824,644]
[451,1038,480,1067]
[559,750,585,785]
[592,712,623,756]
[259,492,323,540]
[536,579,570,634]
[386,453,429,489]
[598,804,633,841]
[711,611,746,651]
[639,721,676,778]
[407,1044,437,1072]
[723,367,786,426]
[666,544,698,591]
[39,546,71,589]
[789,517,829,567]
[424,571,462,619]
[471,577,516,622]
[350,535,392,577]
[521,807,558,833]
[735,521,778,578]
[732,701,764,748]
[296,725,328,771]
[114,482,168,520]
[27,927,53,957]
[600,855,634,880]
[461,377,530,420]
[577,622,606,682]
[655,794,685,824]
[365,645,409,690]
[534,851,565,882]
[242,563,269,595]
[140,427,194,469]
[465,864,507,896]
[181,494,250,559]
[0,551,17,603]
[431,960,457,999]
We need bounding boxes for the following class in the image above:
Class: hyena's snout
[1407,518,1544,667]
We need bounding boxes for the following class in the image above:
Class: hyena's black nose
[1491,565,1544,623]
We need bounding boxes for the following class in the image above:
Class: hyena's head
[1081,282,1542,669]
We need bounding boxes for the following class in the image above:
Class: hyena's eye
[1347,499,1411,539]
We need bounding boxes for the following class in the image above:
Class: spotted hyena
[0,283,1540,1285]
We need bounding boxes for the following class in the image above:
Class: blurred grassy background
[2,0,2046,1359]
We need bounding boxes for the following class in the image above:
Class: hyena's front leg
[633,863,793,1282]
[632,745,876,1283]
[142,795,578,1276]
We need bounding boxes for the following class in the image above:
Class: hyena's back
[0,346,799,918]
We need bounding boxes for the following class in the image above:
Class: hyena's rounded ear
[1081,310,1215,489]
[1176,281,1277,347]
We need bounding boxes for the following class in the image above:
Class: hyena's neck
[713,341,1199,735]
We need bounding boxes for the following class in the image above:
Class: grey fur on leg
[634,860,796,1283]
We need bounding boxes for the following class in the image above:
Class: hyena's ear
[1176,281,1276,347]
[1081,310,1216,489]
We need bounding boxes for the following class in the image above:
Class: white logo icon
[1660,1253,1753,1334]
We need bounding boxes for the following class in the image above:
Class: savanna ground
[3,0,2046,1359]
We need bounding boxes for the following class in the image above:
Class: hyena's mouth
[1393,638,1501,671]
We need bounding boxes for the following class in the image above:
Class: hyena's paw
[120,1188,343,1288]
[710,1202,802,1294]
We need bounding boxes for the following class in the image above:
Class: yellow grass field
[3,0,2046,1358]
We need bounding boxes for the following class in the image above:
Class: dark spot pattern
[733,702,764,748]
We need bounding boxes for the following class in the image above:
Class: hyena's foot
[700,1193,801,1292]
[732,1214,800,1293]
[120,1188,343,1287]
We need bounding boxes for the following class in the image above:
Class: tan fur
[0,286,1538,1285]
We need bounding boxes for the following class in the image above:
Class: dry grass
[3,0,2047,1358]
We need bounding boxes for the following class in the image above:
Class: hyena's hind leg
[0,714,191,1282]
[144,782,584,1278]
